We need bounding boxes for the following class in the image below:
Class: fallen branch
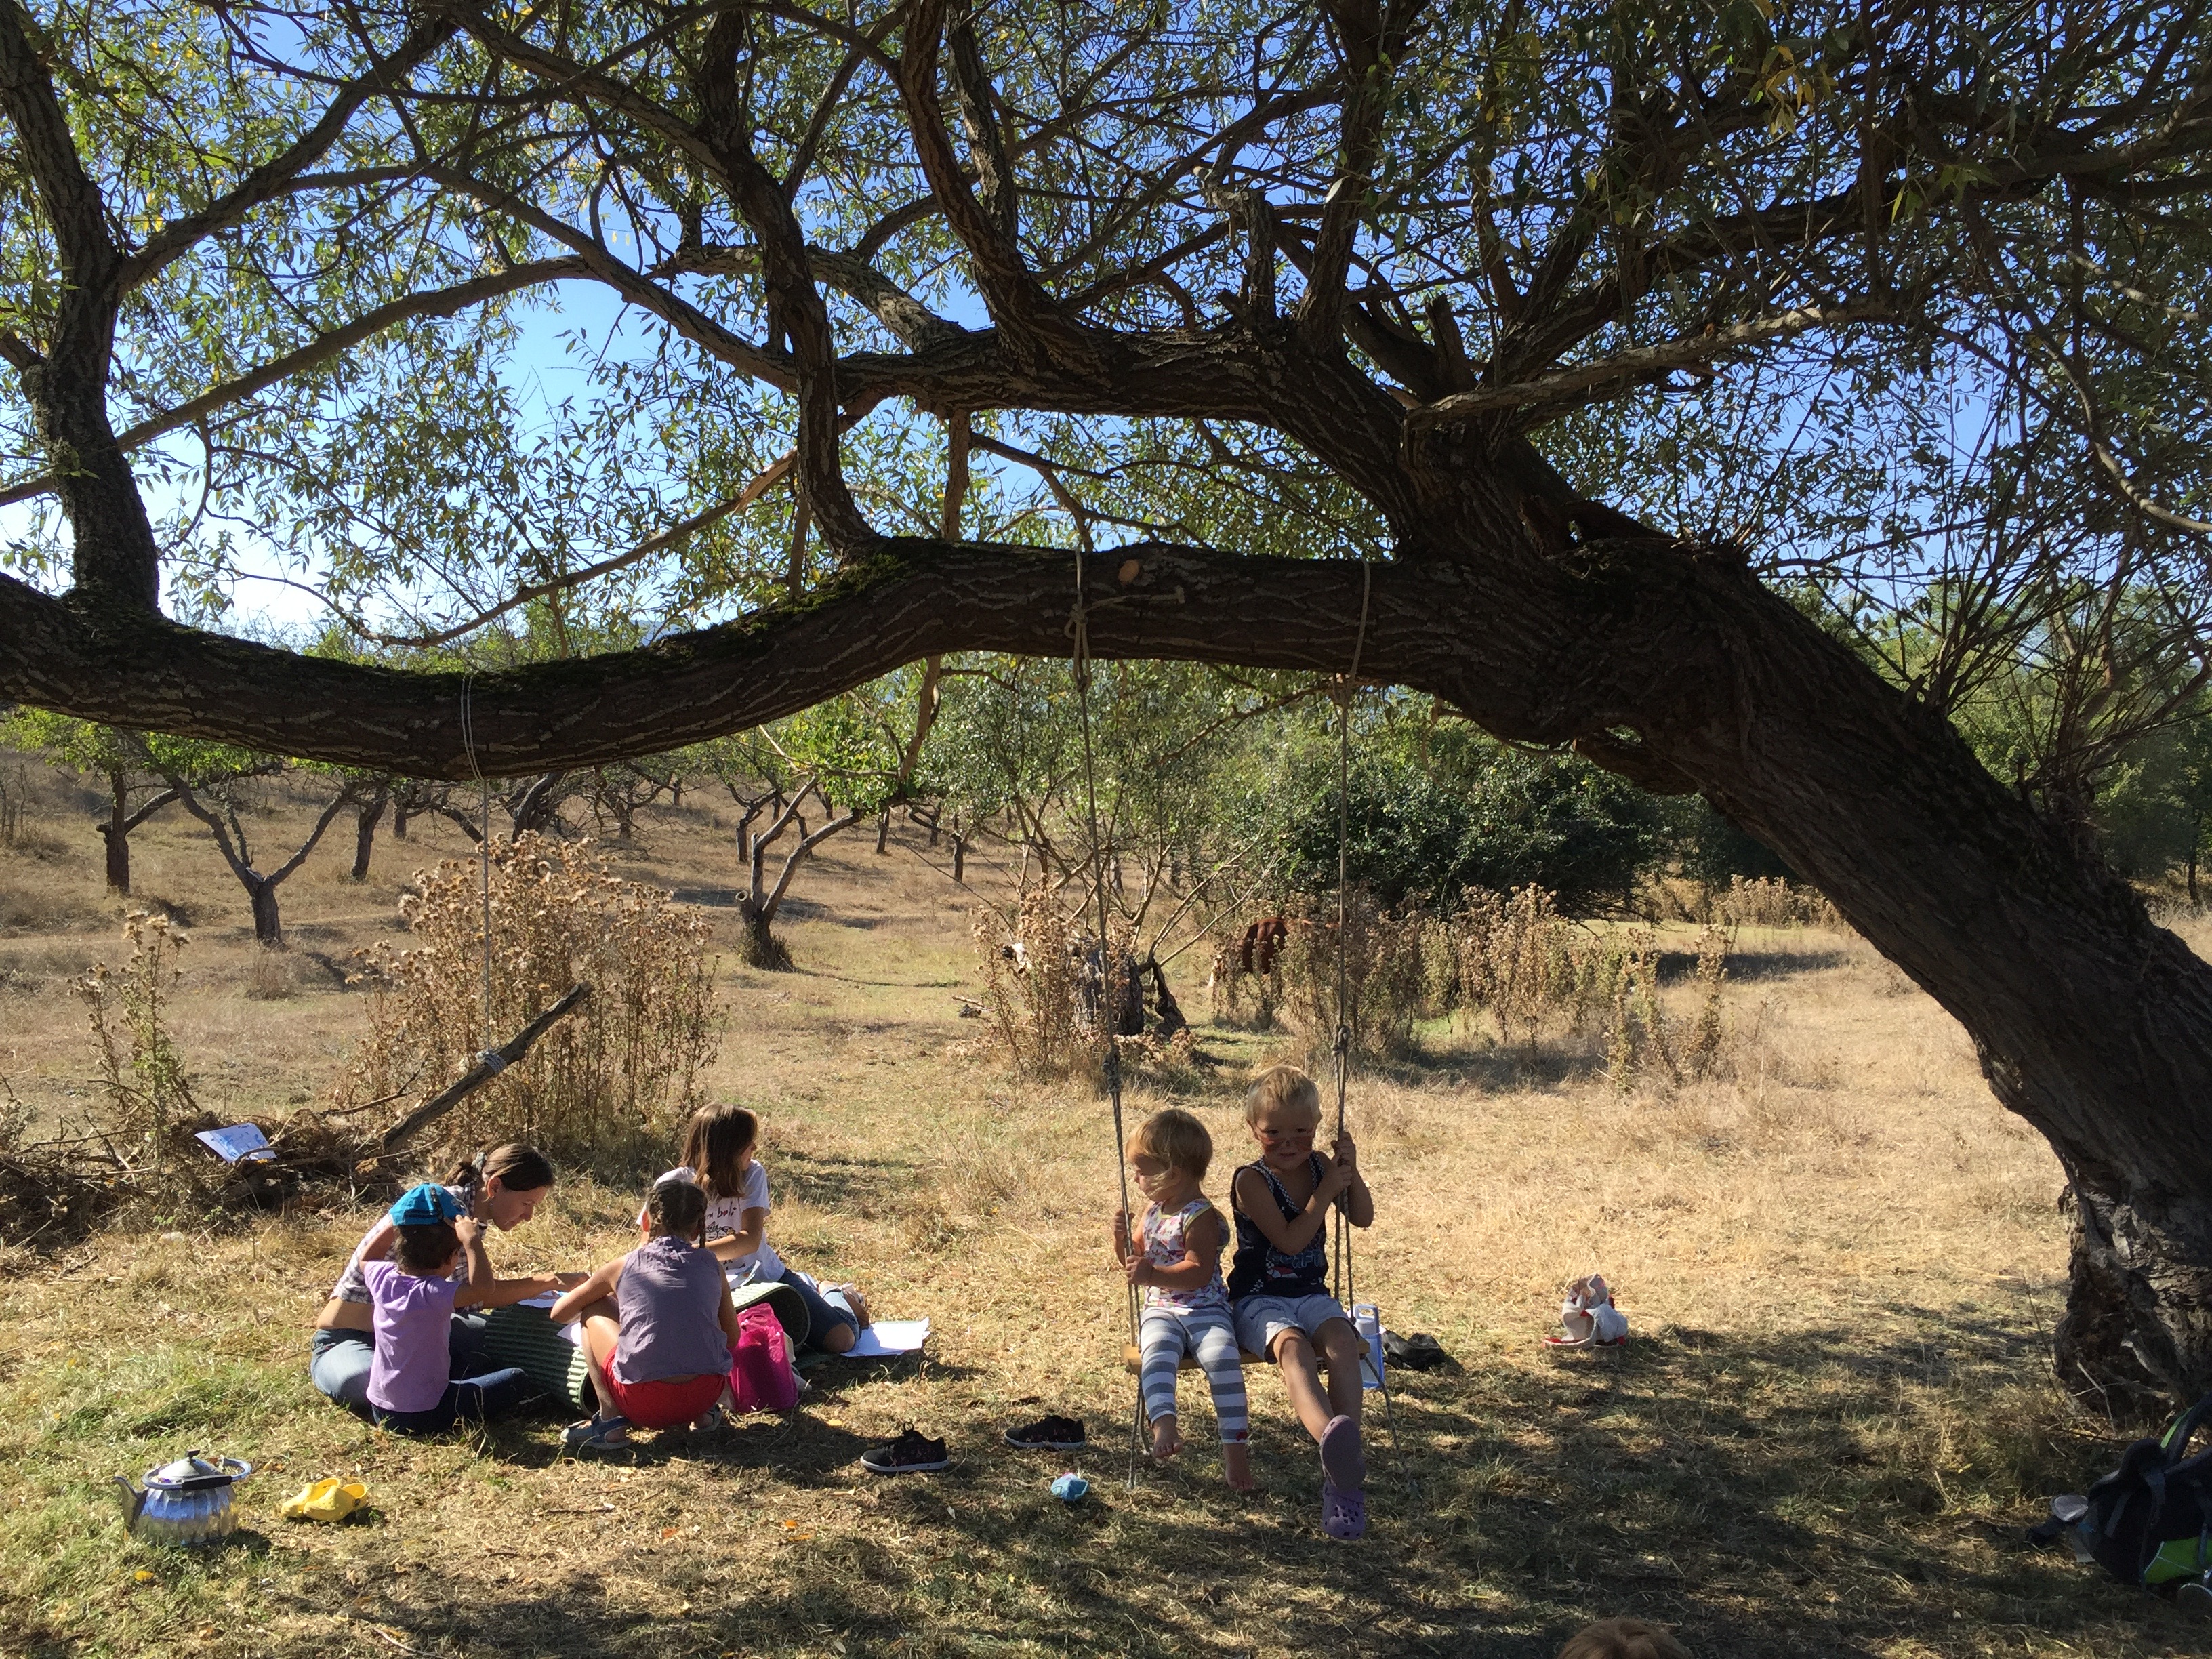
[378,983,592,1153]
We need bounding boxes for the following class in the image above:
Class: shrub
[1713,875,1840,928]
[970,889,1132,1080]
[1455,885,1588,1057]
[1275,888,1429,1063]
[344,834,718,1175]
[75,911,200,1151]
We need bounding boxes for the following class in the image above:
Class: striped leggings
[1139,1310,1248,1443]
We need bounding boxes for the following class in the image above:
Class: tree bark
[94,771,178,895]
[351,790,388,881]
[248,876,281,945]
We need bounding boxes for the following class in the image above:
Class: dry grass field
[3,754,2208,1658]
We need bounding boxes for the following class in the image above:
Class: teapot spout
[112,1474,146,1534]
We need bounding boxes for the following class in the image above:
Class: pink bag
[728,1303,799,1412]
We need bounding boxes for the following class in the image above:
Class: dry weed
[1277,888,1427,1062]
[969,890,1136,1081]
[1713,875,1842,928]
[345,834,718,1175]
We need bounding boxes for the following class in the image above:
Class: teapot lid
[144,1450,248,1490]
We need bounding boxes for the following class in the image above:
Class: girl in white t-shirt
[646,1103,867,1354]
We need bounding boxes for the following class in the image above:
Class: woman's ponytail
[443,1142,555,1206]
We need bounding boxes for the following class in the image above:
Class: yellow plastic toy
[279,1478,367,1523]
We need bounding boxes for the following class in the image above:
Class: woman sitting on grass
[645,1103,867,1355]
[309,1143,583,1418]
[363,1184,548,1433]
[554,1175,746,1450]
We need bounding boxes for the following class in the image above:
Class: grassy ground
[2,758,2207,1658]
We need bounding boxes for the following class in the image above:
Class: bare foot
[1222,1442,1256,1492]
[1151,1416,1181,1461]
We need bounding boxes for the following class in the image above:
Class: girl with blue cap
[309,1145,583,1418]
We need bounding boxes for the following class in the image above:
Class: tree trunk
[392,804,410,840]
[1525,529,2212,1422]
[876,806,890,855]
[249,876,281,946]
[351,793,387,882]
[951,832,966,885]
[102,769,130,894]
[735,895,790,970]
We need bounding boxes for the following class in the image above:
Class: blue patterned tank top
[1227,1155,1330,1301]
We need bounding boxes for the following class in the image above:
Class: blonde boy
[1228,1064,1374,1538]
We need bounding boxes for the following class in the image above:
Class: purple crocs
[1322,1479,1367,1540]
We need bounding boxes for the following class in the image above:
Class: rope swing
[1073,539,1388,1490]
[1331,556,1373,1318]
[377,678,594,1158]
[1066,534,1147,1492]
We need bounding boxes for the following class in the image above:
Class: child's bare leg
[1271,1330,1336,1443]
[1315,1318,1366,1425]
[1193,1318,1252,1491]
[1151,1412,1182,1460]
[1221,1439,1254,1491]
[579,1315,628,1439]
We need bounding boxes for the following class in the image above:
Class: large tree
[1,0,2210,1409]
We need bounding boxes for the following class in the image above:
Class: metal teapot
[115,1450,252,1547]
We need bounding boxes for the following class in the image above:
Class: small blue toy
[1050,1473,1090,1503]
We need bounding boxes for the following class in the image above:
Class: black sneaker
[861,1427,950,1474]
[1004,1414,1086,1450]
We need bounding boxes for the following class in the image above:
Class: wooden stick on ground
[378,983,592,1153]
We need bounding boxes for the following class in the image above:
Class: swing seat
[1124,1342,1267,1372]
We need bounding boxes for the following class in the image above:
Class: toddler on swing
[1230,1064,1375,1539]
[1113,1108,1252,1491]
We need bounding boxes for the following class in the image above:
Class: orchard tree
[2,0,2211,1409]
[2,710,180,893]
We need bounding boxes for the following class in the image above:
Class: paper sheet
[194,1122,274,1164]
[844,1319,928,1357]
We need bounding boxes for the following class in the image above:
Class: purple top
[330,1183,472,1305]
[364,1259,459,1412]
[613,1235,732,1385]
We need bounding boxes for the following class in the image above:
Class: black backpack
[2036,1394,2212,1593]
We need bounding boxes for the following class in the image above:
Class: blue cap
[388,1183,462,1227]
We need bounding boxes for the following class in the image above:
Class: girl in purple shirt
[363,1185,556,1433]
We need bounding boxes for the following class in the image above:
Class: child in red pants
[552,1176,743,1449]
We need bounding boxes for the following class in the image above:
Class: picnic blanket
[480,1280,809,1413]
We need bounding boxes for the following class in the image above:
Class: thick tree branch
[0,0,159,607]
[698,9,874,554]
[0,544,1477,775]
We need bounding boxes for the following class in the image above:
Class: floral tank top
[1139,1197,1231,1315]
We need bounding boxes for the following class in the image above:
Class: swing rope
[1067,537,1145,1492]
[1331,557,1373,1313]
[459,673,494,1060]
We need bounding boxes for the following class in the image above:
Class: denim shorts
[773,1268,859,1353]
[1233,1292,1352,1359]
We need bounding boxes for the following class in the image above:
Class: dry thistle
[344,834,718,1174]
